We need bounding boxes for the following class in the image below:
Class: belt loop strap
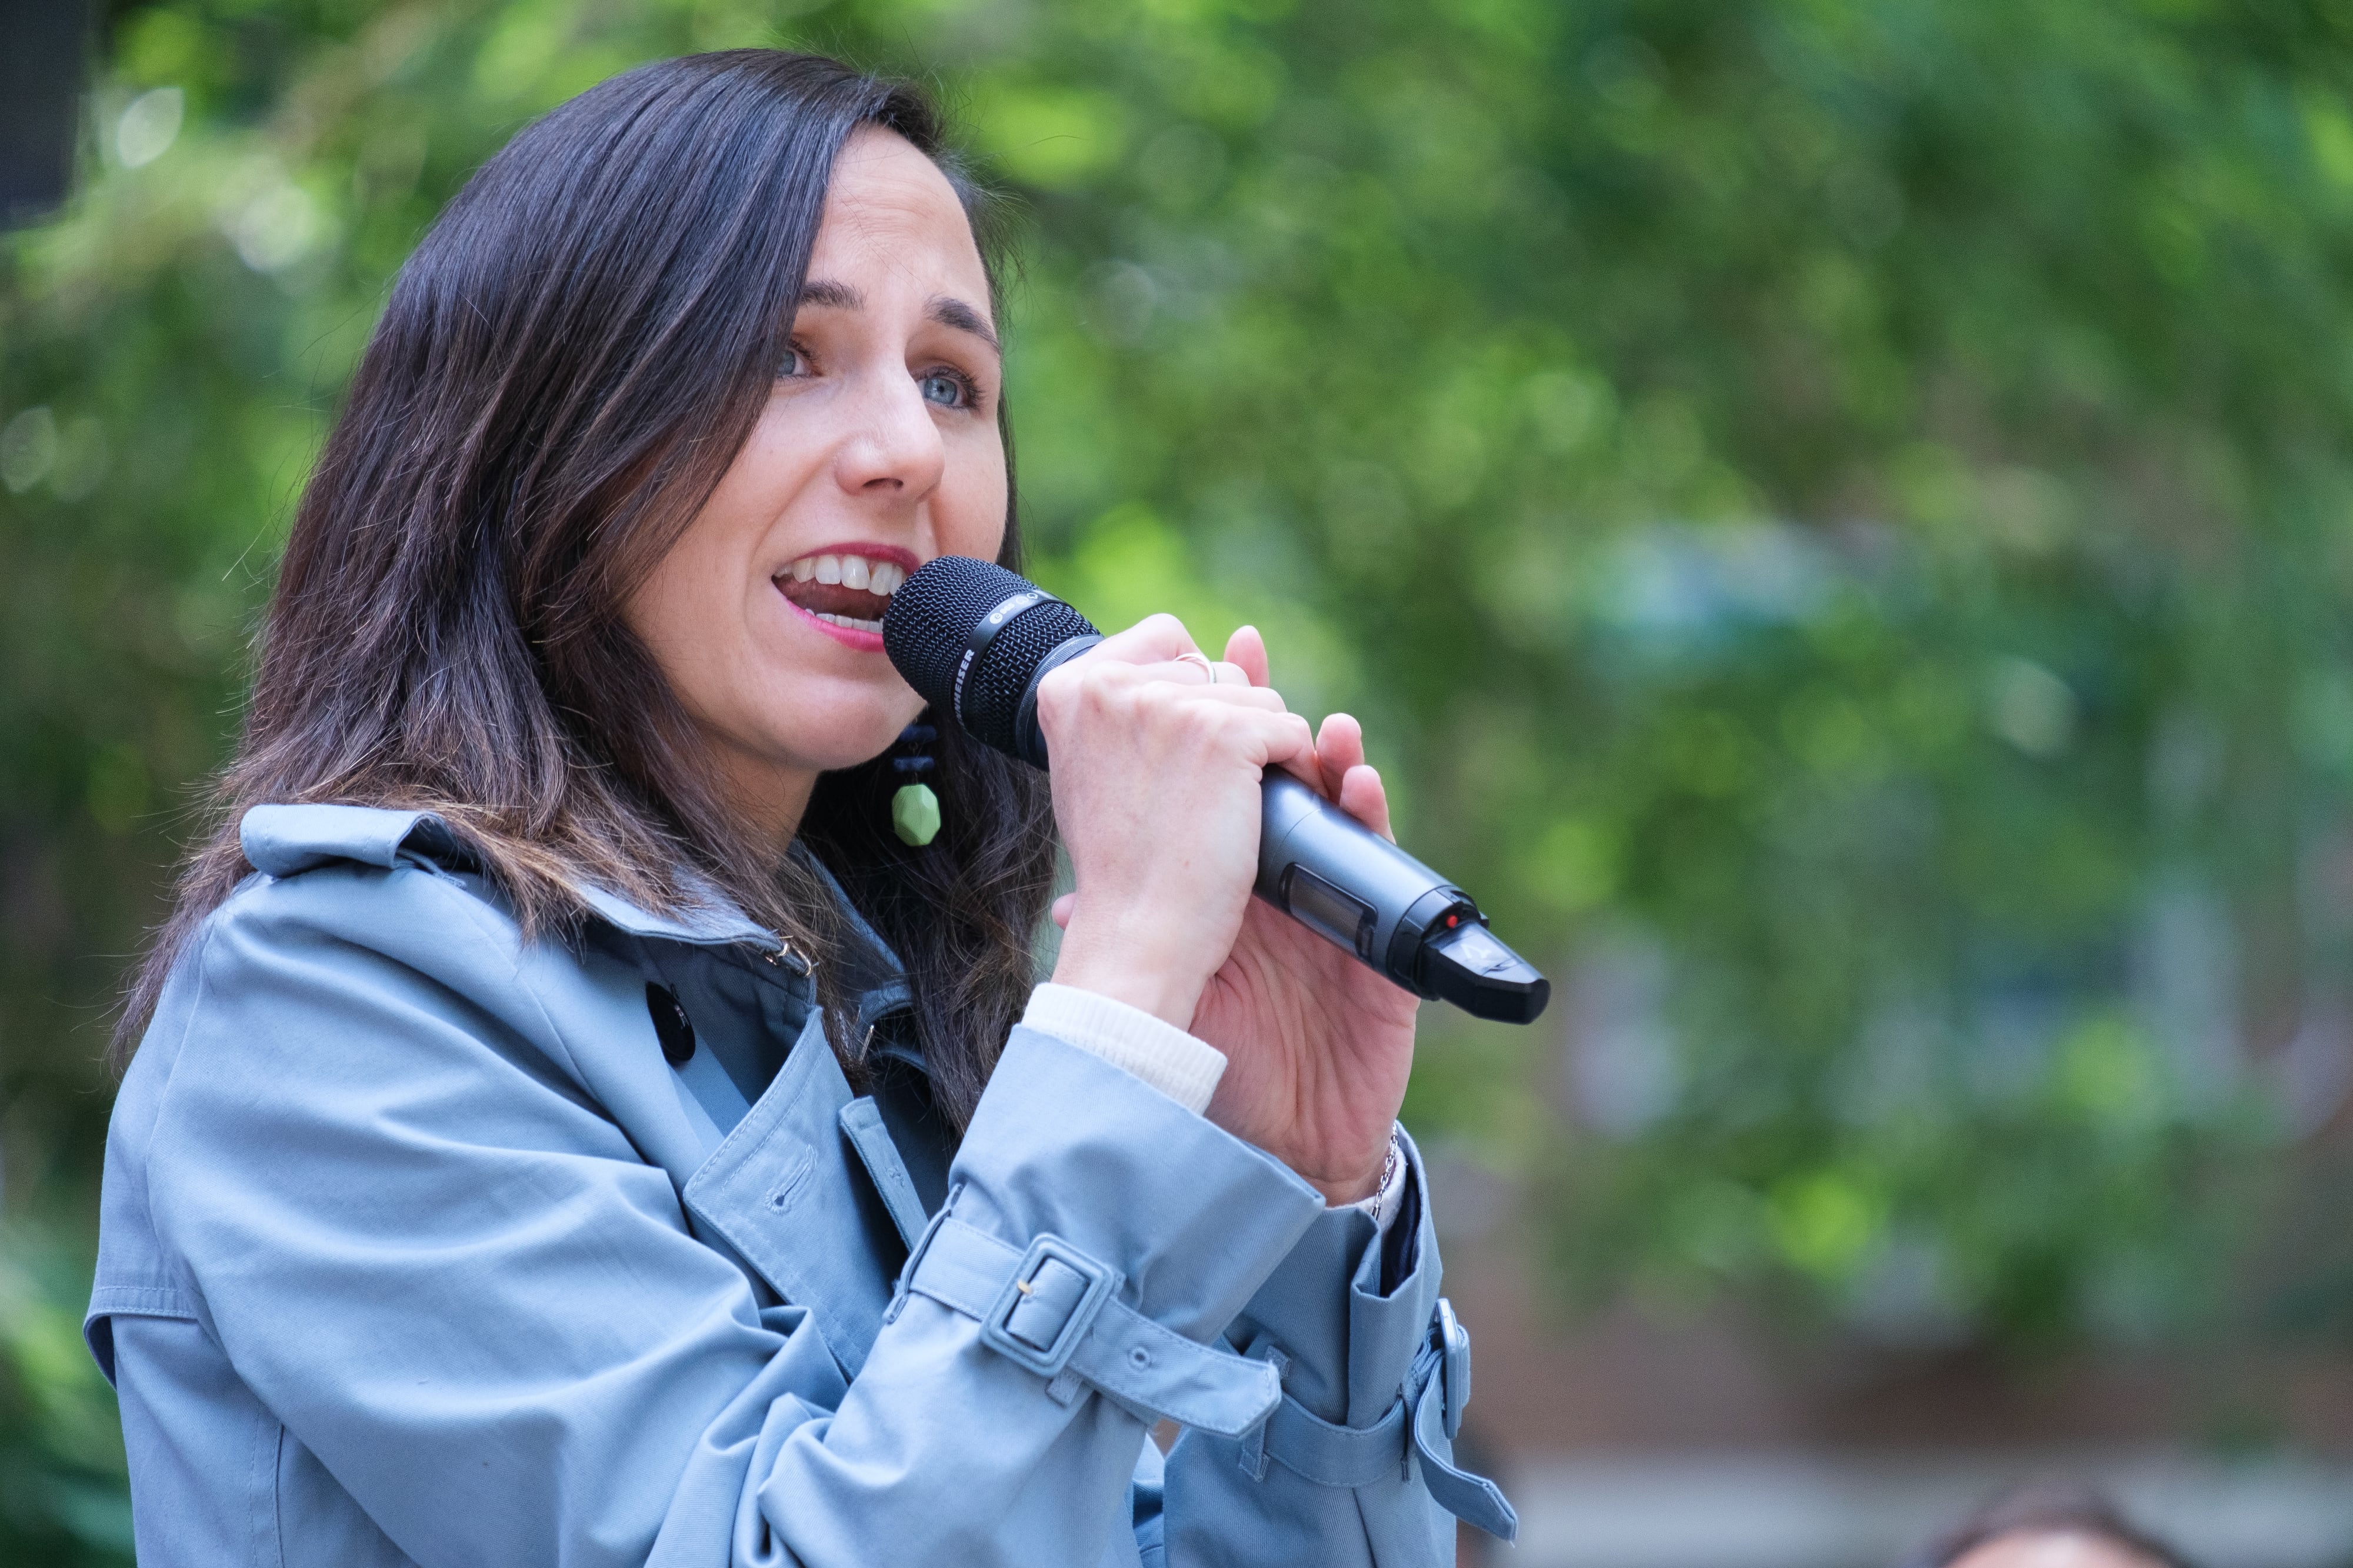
[1235,1343,1290,1482]
[884,1182,959,1327]
[1259,1380,1413,1491]
[1246,1296,1517,1537]
[906,1217,1283,1437]
[1409,1345,1518,1542]
[1237,1420,1269,1483]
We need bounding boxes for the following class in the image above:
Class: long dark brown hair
[116,50,1058,1125]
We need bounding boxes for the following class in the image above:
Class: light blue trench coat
[86,804,1515,1566]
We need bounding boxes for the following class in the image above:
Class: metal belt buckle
[1435,1297,1471,1440]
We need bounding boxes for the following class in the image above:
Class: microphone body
[884,557,1549,1024]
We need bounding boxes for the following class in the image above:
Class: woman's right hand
[1037,613,1314,1031]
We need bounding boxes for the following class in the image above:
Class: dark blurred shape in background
[0,0,95,225]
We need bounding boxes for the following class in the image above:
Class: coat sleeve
[1162,1131,1519,1566]
[135,865,1328,1568]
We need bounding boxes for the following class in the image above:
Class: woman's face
[626,126,1007,835]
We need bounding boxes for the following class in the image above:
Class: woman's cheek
[941,441,1009,559]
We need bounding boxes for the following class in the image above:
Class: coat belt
[901,1213,1284,1439]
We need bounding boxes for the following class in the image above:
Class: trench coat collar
[237,803,914,1037]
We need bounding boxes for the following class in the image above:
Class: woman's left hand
[1052,626,1419,1205]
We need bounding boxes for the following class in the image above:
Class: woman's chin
[765,702,925,776]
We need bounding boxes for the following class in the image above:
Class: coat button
[645,982,695,1066]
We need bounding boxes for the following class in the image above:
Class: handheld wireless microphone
[882,556,1550,1025]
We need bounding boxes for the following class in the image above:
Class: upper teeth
[789,553,906,594]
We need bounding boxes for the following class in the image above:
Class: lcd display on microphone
[1280,863,1377,959]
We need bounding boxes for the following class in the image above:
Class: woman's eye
[918,371,971,409]
[778,345,810,379]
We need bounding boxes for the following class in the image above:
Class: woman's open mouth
[774,547,914,647]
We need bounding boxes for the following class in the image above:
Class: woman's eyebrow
[795,279,862,311]
[928,295,1000,355]
[791,281,999,355]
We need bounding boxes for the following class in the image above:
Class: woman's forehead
[809,129,988,306]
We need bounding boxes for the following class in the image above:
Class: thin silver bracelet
[1355,1129,1404,1215]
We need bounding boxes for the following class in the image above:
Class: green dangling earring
[890,720,941,846]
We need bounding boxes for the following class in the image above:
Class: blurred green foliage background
[11,0,2353,1558]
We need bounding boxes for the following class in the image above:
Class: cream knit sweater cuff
[1018,985,1410,1225]
[1019,982,1228,1115]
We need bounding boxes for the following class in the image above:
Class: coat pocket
[681,1012,902,1376]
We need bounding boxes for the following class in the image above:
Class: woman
[87,49,1510,1567]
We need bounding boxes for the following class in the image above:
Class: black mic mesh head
[882,556,1024,709]
[884,555,1099,758]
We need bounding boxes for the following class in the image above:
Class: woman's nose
[832,368,946,501]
